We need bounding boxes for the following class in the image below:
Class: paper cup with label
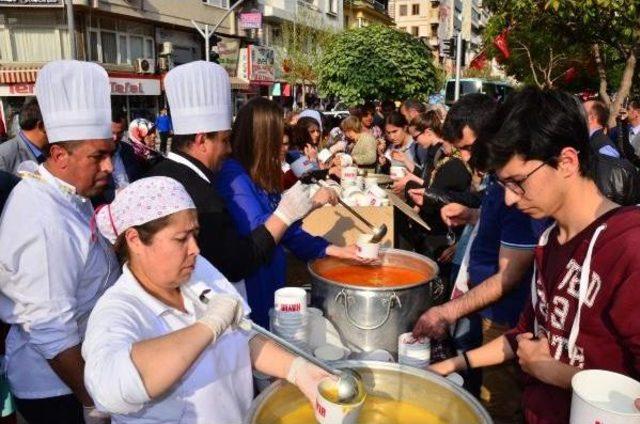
[570,370,640,424]
[398,332,431,368]
[341,166,358,188]
[389,166,406,180]
[315,377,365,424]
[274,287,307,316]
[367,184,387,199]
[356,234,380,259]
[318,148,333,164]
[365,176,378,189]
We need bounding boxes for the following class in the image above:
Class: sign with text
[0,77,161,97]
[0,0,62,6]
[239,12,262,30]
[238,48,249,81]
[218,37,240,77]
[248,45,275,83]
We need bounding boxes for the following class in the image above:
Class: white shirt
[0,164,120,399]
[384,137,417,166]
[83,256,254,424]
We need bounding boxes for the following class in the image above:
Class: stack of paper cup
[398,332,431,368]
[341,166,358,189]
[272,287,309,351]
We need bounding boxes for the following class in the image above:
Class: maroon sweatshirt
[506,206,640,424]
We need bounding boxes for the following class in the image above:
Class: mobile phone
[623,96,630,109]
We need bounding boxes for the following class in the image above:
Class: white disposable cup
[356,234,380,259]
[389,165,406,180]
[315,378,365,424]
[570,369,640,423]
[341,186,363,201]
[398,332,431,361]
[446,372,464,387]
[341,166,358,186]
[314,345,347,362]
[358,349,394,362]
[339,154,353,167]
[365,176,378,189]
[274,287,307,315]
[318,148,333,164]
[356,176,365,190]
[356,194,377,207]
[367,184,388,199]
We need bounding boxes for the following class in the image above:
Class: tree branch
[592,43,611,107]
[517,41,543,88]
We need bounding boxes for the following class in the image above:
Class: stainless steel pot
[244,360,492,423]
[309,249,441,356]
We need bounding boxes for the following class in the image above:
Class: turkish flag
[493,30,510,59]
[469,51,488,70]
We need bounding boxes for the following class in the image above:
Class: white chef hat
[95,176,195,244]
[164,61,232,135]
[298,109,323,134]
[35,60,111,143]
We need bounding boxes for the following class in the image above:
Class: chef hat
[35,60,111,143]
[95,177,195,244]
[164,61,232,135]
[298,109,323,134]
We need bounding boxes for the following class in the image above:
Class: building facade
[343,0,393,29]
[0,0,243,133]
[390,0,488,72]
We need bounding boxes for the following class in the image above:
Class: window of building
[202,0,230,9]
[411,26,419,36]
[399,5,407,16]
[0,12,72,62]
[87,18,154,65]
[412,4,419,15]
[399,27,406,32]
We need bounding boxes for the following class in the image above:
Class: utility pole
[192,0,246,62]
[65,0,76,59]
[454,31,462,102]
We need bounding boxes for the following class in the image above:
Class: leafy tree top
[316,25,439,105]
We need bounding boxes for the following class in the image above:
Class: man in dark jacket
[0,170,19,212]
[584,100,640,205]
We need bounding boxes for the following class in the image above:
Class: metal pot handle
[334,289,402,330]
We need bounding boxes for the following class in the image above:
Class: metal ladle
[315,179,388,243]
[194,289,364,403]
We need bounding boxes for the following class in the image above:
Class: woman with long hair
[215,97,367,327]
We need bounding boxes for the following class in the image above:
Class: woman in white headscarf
[82,176,329,423]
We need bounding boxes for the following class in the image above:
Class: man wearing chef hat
[147,61,335,298]
[0,60,120,424]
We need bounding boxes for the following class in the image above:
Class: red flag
[563,67,578,84]
[493,29,510,59]
[469,51,487,70]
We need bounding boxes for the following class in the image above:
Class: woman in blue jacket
[215,98,364,327]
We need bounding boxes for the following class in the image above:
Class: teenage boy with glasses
[430,87,640,424]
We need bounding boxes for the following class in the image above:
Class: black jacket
[0,170,19,212]
[93,141,151,206]
[146,152,276,282]
[590,130,640,206]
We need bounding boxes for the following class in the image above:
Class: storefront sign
[239,12,262,30]
[238,48,249,81]
[0,0,62,6]
[218,37,240,77]
[109,78,161,96]
[248,45,275,83]
[0,77,161,97]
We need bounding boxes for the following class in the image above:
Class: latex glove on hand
[274,181,314,225]
[83,406,110,424]
[287,357,332,405]
[312,187,338,209]
[326,245,379,265]
[197,294,244,342]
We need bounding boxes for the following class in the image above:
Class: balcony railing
[344,0,388,13]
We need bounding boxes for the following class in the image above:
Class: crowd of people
[0,58,639,424]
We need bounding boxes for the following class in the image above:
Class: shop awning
[0,66,39,84]
[230,76,250,91]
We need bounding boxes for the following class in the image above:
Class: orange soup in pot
[321,265,429,287]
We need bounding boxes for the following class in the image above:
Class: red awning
[0,66,39,84]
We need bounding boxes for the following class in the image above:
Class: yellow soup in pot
[263,395,445,424]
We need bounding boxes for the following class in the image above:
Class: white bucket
[570,369,640,424]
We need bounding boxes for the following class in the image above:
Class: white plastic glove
[197,294,244,342]
[274,181,314,226]
[286,357,333,404]
[83,406,110,424]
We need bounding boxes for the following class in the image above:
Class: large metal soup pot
[309,249,441,356]
[244,361,492,423]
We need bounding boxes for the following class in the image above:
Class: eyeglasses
[411,130,425,139]
[497,162,547,196]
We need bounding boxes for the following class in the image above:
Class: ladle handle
[245,320,341,377]
[315,179,375,230]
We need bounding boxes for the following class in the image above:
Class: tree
[483,0,639,126]
[316,25,439,106]
[278,7,334,108]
